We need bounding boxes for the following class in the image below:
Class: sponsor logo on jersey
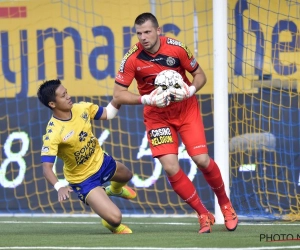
[150,57,164,62]
[190,58,197,68]
[63,130,74,141]
[74,136,97,165]
[149,127,173,146]
[119,45,138,72]
[137,65,153,71]
[78,131,88,142]
[115,73,124,81]
[167,38,192,59]
[41,146,49,153]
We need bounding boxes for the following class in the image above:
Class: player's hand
[169,80,190,102]
[151,86,171,108]
[169,81,196,102]
[140,87,170,108]
[57,186,73,202]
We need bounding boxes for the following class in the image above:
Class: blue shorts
[69,153,116,204]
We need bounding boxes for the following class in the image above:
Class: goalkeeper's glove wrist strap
[188,86,196,97]
[138,96,143,104]
[140,95,151,105]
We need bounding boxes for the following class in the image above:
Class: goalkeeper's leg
[180,98,238,231]
[159,154,214,233]
[198,157,238,231]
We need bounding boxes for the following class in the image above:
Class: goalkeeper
[113,12,238,234]
[37,79,136,234]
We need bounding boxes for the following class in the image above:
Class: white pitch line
[0,221,300,226]
[0,246,300,250]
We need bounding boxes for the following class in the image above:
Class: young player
[37,79,136,234]
[113,12,238,233]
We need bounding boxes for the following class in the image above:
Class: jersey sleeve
[40,126,60,163]
[177,42,199,73]
[78,101,103,120]
[115,44,138,87]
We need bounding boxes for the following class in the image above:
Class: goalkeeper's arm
[190,65,207,94]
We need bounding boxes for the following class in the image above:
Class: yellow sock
[110,181,126,194]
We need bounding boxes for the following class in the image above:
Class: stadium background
[0,0,299,219]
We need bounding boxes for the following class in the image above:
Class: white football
[154,70,183,90]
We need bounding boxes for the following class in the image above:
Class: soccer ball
[154,70,183,91]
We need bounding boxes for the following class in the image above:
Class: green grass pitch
[0,216,300,249]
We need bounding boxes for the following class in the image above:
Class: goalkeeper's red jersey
[115,36,199,96]
[115,36,208,157]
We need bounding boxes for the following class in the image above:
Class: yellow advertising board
[0,0,299,97]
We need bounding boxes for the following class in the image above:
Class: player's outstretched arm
[101,99,121,120]
[113,83,170,108]
[42,162,73,202]
[113,83,142,105]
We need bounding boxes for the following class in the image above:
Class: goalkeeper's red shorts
[143,95,208,158]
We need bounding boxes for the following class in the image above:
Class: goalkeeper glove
[151,87,171,108]
[140,87,171,108]
[169,81,196,102]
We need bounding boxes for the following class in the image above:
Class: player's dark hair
[134,12,159,28]
[37,79,61,109]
